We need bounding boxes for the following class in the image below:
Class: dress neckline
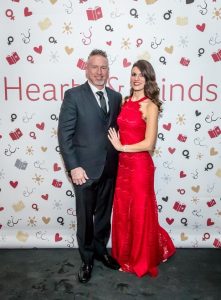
[129,96,148,103]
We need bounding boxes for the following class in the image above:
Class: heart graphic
[41,194,49,200]
[41,146,47,152]
[53,163,61,171]
[195,110,201,116]
[162,196,168,202]
[123,58,131,68]
[0,134,2,139]
[55,233,62,242]
[50,0,58,4]
[207,218,214,226]
[38,18,52,31]
[0,224,2,229]
[24,7,32,17]
[216,169,221,178]
[196,23,205,32]
[33,46,43,54]
[106,41,112,46]
[168,147,176,154]
[180,171,186,178]
[180,232,188,241]
[0,207,4,212]
[16,231,29,242]
[10,181,18,188]
[210,147,218,156]
[128,24,133,29]
[65,46,74,55]
[36,122,45,130]
[42,217,51,224]
[163,123,171,131]
[191,185,200,192]
[166,218,174,225]
[164,46,173,54]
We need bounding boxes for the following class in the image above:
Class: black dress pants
[74,167,116,265]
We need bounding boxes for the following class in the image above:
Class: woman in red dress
[108,60,175,278]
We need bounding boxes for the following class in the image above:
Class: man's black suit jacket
[58,81,122,179]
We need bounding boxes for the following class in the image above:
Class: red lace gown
[111,97,176,277]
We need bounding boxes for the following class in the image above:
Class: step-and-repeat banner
[0,0,221,248]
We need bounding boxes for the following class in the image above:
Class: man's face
[86,55,109,89]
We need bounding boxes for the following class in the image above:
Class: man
[58,49,122,283]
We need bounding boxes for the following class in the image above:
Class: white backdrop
[0,0,221,248]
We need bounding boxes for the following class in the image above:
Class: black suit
[58,81,121,264]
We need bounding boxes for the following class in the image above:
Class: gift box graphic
[6,52,20,65]
[211,49,221,62]
[77,58,87,70]
[213,238,221,248]
[208,126,221,138]
[9,128,23,140]
[86,6,103,21]
[173,201,186,212]
[180,57,190,66]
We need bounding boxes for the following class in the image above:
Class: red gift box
[177,134,187,142]
[211,49,221,62]
[173,201,186,212]
[86,6,103,21]
[77,58,87,70]
[6,52,20,65]
[207,199,216,207]
[213,238,221,248]
[180,57,190,66]
[9,128,23,140]
[208,126,221,138]
[52,179,63,188]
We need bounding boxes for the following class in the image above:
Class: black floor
[0,249,220,300]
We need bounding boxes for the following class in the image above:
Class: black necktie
[96,91,107,114]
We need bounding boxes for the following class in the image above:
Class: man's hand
[70,167,89,185]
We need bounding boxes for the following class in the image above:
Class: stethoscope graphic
[197,0,208,15]
[110,8,123,18]
[192,210,203,218]
[163,161,175,170]
[7,216,22,227]
[66,235,75,248]
[191,169,199,179]
[36,231,48,241]
[4,144,19,156]
[108,55,117,65]
[80,27,92,45]
[150,37,164,49]
[23,187,35,197]
[34,160,48,171]
[21,29,31,44]
[22,112,35,123]
[193,137,207,147]
[209,33,221,46]
[205,112,221,123]
[63,0,73,14]
[207,183,214,193]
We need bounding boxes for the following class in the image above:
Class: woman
[108,60,175,278]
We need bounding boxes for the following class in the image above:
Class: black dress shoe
[78,263,93,283]
[99,254,120,270]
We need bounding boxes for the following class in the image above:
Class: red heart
[0,224,2,229]
[207,218,214,226]
[163,123,171,131]
[0,134,2,139]
[55,233,62,242]
[36,122,45,130]
[10,181,18,188]
[180,171,186,178]
[196,23,205,32]
[166,218,174,225]
[24,7,32,17]
[106,41,112,46]
[41,194,49,200]
[0,207,4,212]
[168,147,176,154]
[123,58,131,68]
[33,46,43,54]
[53,163,61,172]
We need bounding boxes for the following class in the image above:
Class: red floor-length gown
[111,97,176,277]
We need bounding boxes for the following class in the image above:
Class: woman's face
[130,66,146,92]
